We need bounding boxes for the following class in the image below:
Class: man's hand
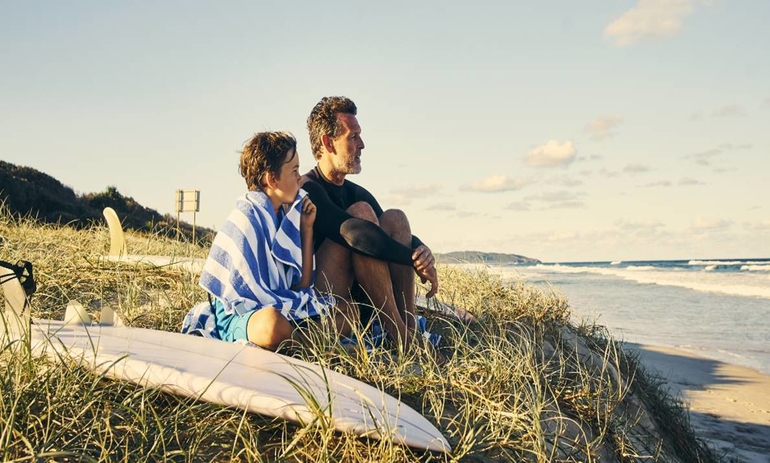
[411,245,435,273]
[416,266,439,298]
[413,245,438,298]
[299,196,316,231]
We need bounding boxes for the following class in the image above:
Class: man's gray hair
[307,96,357,160]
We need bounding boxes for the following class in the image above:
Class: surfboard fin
[64,301,92,325]
[103,207,127,257]
[99,305,124,326]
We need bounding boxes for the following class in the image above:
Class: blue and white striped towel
[195,189,328,323]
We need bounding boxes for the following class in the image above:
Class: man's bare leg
[346,202,415,350]
[315,239,357,337]
[315,202,415,351]
[379,209,417,331]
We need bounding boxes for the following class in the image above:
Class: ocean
[476,258,770,375]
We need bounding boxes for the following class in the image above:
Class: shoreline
[625,343,770,462]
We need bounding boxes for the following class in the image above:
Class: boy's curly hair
[239,132,297,191]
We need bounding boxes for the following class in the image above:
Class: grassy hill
[0,160,214,245]
[0,206,719,462]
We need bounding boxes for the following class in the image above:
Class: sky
[1,1,768,263]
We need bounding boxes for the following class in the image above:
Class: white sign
[175,190,200,213]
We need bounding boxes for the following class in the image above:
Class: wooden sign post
[174,189,200,243]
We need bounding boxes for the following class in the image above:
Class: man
[301,96,438,352]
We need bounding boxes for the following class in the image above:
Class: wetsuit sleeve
[302,181,415,266]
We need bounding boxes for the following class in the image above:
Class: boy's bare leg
[246,307,293,351]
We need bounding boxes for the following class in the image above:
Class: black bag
[0,260,36,298]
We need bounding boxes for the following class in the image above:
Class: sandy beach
[627,343,770,463]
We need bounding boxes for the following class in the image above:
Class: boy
[184,132,327,350]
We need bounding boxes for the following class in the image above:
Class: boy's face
[272,148,301,205]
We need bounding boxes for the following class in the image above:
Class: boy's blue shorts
[213,299,321,343]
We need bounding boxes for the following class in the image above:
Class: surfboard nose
[1,262,31,337]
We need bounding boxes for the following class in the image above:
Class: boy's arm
[291,196,316,290]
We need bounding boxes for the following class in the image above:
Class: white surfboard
[1,269,450,453]
[100,207,206,272]
[100,253,207,273]
[415,295,476,324]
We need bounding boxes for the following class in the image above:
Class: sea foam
[528,262,770,299]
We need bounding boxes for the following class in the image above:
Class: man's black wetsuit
[302,166,424,322]
[302,166,423,263]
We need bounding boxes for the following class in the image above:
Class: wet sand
[627,343,770,463]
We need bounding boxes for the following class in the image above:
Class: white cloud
[559,177,584,187]
[603,0,699,47]
[391,183,442,198]
[600,168,621,178]
[713,104,747,117]
[623,163,651,173]
[505,202,531,211]
[426,202,456,211]
[764,97,770,108]
[685,148,721,166]
[547,201,585,210]
[521,191,587,210]
[718,143,752,150]
[525,140,577,168]
[690,217,733,232]
[525,190,585,203]
[686,144,750,166]
[584,115,624,140]
[616,219,665,230]
[383,194,410,206]
[460,175,531,193]
[679,177,704,186]
[690,148,721,165]
[743,220,770,231]
[641,180,672,187]
[547,174,584,187]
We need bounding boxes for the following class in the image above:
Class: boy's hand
[300,196,316,231]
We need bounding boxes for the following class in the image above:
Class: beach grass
[0,206,721,462]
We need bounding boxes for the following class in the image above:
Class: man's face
[330,113,365,175]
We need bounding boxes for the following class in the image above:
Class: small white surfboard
[415,295,476,324]
[1,269,451,453]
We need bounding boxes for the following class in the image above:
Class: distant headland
[436,251,541,265]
